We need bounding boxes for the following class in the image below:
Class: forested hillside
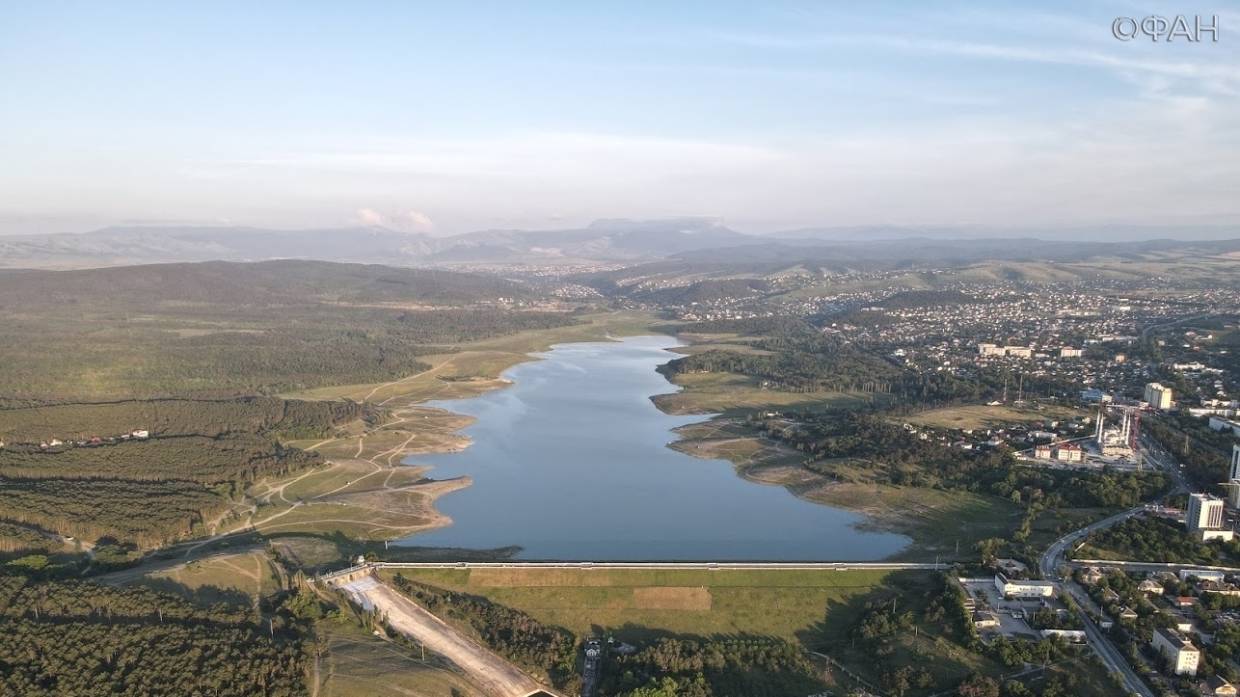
[0,260,577,399]
[0,396,366,442]
[660,319,900,393]
[0,259,534,308]
[0,574,309,696]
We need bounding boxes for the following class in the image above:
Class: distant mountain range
[0,218,749,268]
[1,218,1237,269]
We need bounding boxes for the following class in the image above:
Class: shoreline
[339,321,674,549]
[388,335,678,546]
[388,333,917,562]
[664,421,916,559]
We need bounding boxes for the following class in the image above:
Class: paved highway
[1036,434,1191,697]
[1039,506,1155,697]
[1071,559,1240,575]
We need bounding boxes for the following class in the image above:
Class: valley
[1,243,1237,697]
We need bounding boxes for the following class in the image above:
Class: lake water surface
[398,335,908,560]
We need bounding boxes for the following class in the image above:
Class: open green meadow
[380,566,904,642]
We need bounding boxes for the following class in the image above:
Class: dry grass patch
[383,566,901,641]
[632,586,712,610]
[904,403,1082,431]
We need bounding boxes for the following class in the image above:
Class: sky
[1,1,1238,236]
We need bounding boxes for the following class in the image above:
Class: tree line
[0,573,310,697]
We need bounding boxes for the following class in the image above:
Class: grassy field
[379,566,904,643]
[316,619,483,697]
[667,332,773,357]
[137,549,282,606]
[904,403,1084,431]
[376,566,1124,696]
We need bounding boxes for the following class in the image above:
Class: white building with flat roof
[994,574,1055,599]
[1187,493,1225,531]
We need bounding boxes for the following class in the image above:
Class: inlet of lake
[397,335,908,560]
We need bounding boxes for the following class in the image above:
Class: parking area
[959,578,1061,641]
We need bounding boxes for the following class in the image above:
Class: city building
[1039,629,1086,643]
[1228,482,1240,510]
[1055,444,1084,463]
[972,610,999,629]
[1227,446,1240,508]
[1004,345,1033,359]
[1138,578,1164,594]
[1187,493,1225,530]
[1059,347,1083,358]
[1034,444,1053,459]
[1178,569,1227,583]
[1201,676,1237,697]
[993,574,1055,599]
[1152,627,1199,676]
[1209,416,1240,437]
[1186,494,1233,541]
[1080,388,1113,403]
[1144,382,1173,410]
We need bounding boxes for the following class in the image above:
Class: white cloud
[356,207,386,226]
[403,210,435,232]
[355,207,435,233]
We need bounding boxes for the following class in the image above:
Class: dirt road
[335,574,550,697]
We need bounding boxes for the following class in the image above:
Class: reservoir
[399,335,908,560]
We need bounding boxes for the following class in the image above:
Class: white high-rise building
[1187,493,1225,531]
[1231,444,1240,482]
[1144,382,1173,410]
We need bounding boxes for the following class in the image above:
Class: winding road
[1036,434,1191,697]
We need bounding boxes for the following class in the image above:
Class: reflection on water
[397,335,908,561]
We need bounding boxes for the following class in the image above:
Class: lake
[398,335,908,560]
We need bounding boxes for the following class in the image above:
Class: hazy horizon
[6,219,1240,243]
[3,2,1238,237]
